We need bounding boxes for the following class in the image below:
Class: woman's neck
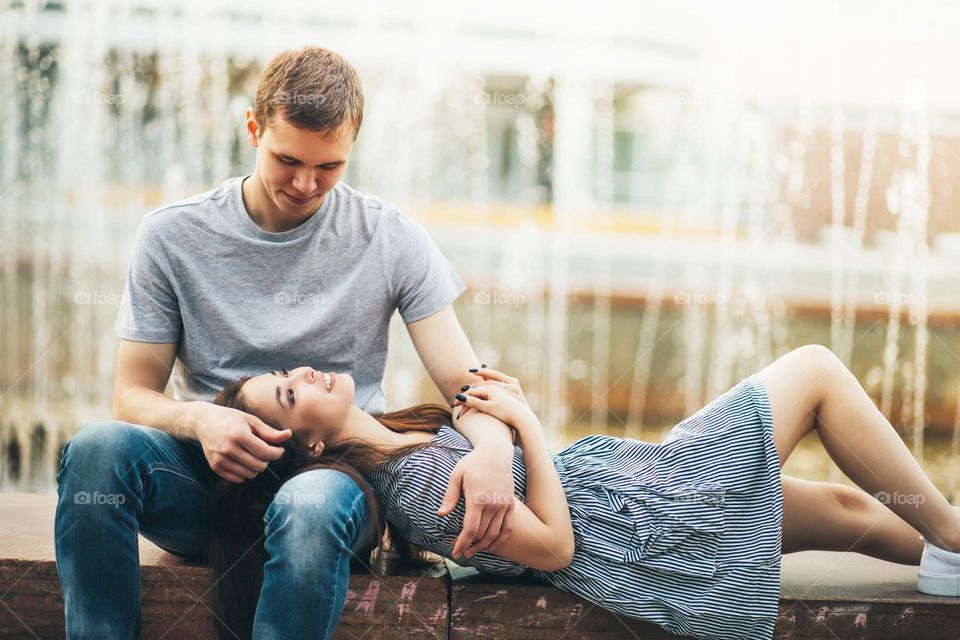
[326,404,435,448]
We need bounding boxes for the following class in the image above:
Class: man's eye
[288,389,295,406]
[280,157,297,165]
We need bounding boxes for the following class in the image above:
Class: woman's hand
[453,367,529,418]
[455,383,539,437]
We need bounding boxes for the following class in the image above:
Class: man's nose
[292,170,317,195]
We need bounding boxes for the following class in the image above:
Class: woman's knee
[760,346,843,464]
[829,483,873,516]
[791,344,845,378]
[778,344,847,415]
[793,344,848,388]
[783,478,874,552]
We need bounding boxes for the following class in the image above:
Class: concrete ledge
[1,492,958,639]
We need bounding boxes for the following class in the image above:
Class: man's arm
[112,339,289,483]
[113,339,199,439]
[406,305,518,553]
[405,306,515,442]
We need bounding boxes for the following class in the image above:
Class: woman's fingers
[454,383,521,406]
[473,368,520,386]
[465,507,506,557]
[463,386,494,400]
[487,500,515,552]
[454,368,521,413]
[464,509,496,558]
[455,390,504,421]
[456,389,491,406]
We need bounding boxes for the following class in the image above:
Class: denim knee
[59,421,147,478]
[58,421,169,504]
[265,469,367,549]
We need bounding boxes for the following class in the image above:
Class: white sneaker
[918,538,960,596]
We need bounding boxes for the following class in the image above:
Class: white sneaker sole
[918,571,960,596]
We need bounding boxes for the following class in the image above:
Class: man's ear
[245,107,261,148]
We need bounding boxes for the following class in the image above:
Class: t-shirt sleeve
[114,215,183,343]
[386,211,465,324]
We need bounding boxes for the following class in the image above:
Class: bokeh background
[2,0,960,498]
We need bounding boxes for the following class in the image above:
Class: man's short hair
[255,46,364,138]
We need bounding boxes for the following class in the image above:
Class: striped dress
[369,374,783,640]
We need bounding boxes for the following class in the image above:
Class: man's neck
[240,174,323,233]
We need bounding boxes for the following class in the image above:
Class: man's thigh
[62,420,215,559]
[137,431,215,559]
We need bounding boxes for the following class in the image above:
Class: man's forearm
[453,407,515,451]
[113,387,203,441]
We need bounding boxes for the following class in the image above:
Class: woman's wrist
[513,415,544,448]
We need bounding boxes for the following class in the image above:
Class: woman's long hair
[208,377,451,640]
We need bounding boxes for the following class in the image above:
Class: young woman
[209,344,960,640]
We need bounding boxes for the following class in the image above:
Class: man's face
[246,111,355,223]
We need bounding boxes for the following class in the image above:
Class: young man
[55,47,517,639]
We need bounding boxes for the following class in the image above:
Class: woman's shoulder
[372,426,468,487]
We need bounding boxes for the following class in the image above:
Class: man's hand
[190,402,292,483]
[437,438,516,559]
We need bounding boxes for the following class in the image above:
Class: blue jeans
[54,420,367,639]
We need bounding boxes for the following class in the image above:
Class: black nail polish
[455,393,467,402]
[460,385,470,392]
[456,409,462,419]
[468,368,478,373]
[481,364,487,368]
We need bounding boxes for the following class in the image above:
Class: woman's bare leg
[782,476,924,564]
[755,344,960,552]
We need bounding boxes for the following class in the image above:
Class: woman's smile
[321,371,336,392]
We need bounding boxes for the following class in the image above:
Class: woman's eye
[288,389,295,406]
[281,367,289,376]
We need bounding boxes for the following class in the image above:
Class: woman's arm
[454,386,575,571]
[406,306,518,555]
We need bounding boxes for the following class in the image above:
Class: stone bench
[1,492,958,639]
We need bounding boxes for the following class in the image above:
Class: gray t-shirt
[115,175,465,414]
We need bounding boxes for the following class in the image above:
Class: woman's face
[241,366,355,445]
